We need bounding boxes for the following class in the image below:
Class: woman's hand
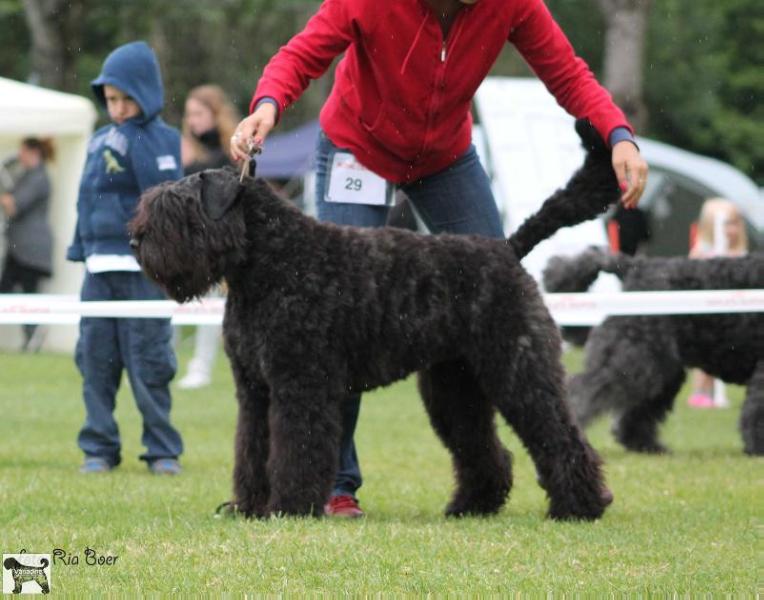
[612,141,648,209]
[230,102,278,162]
[0,193,16,218]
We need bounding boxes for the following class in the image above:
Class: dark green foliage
[645,0,763,183]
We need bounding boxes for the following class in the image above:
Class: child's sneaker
[148,458,182,475]
[79,457,113,473]
[687,393,714,408]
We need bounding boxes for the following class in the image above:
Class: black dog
[3,556,50,594]
[130,121,619,520]
[543,247,764,455]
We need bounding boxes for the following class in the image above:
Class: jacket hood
[91,41,164,122]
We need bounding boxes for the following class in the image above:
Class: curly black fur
[129,121,620,520]
[543,247,764,455]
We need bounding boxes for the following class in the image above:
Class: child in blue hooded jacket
[67,41,184,475]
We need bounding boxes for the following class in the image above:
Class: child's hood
[91,41,164,122]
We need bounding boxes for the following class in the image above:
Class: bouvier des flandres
[543,247,764,455]
[130,121,620,520]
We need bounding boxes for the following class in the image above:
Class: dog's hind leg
[610,370,684,454]
[608,347,685,454]
[566,320,652,430]
[265,376,343,517]
[479,344,611,521]
[418,360,512,517]
[230,361,272,518]
[741,360,764,456]
[570,321,684,454]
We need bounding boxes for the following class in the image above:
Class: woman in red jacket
[231,0,648,517]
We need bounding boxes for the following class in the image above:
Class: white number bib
[326,152,392,205]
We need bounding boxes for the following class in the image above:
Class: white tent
[474,77,619,291]
[0,77,96,351]
[474,77,763,278]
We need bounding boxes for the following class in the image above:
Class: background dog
[130,121,620,521]
[543,247,764,455]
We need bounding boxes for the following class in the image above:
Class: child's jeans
[76,270,183,466]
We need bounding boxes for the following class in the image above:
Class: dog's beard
[137,241,217,302]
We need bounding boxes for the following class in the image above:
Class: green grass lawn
[0,346,760,594]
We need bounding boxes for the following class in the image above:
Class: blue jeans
[315,131,504,498]
[76,271,183,466]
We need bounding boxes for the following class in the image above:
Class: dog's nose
[129,237,140,249]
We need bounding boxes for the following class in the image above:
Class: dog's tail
[542,246,633,294]
[508,119,620,259]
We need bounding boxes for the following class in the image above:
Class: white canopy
[0,77,97,351]
[474,77,763,277]
[0,77,96,136]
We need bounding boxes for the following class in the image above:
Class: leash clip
[239,141,262,182]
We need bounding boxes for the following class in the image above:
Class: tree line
[1,0,760,183]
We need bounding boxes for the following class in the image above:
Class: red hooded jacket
[253,0,632,184]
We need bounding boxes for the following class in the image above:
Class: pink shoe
[688,393,714,408]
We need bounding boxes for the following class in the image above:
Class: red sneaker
[324,494,364,518]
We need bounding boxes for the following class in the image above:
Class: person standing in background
[687,198,749,409]
[176,84,239,390]
[0,137,54,352]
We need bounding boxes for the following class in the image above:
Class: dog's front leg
[741,360,764,456]
[230,360,271,518]
[265,378,343,517]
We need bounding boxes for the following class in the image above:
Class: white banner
[0,291,762,327]
[545,289,764,326]
[0,295,224,325]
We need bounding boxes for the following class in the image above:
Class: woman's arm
[509,0,647,207]
[509,0,629,143]
[252,0,355,114]
[3,170,49,219]
[231,0,355,161]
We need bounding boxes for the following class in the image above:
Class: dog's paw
[265,499,324,518]
[214,500,266,520]
[623,441,671,455]
[546,484,613,521]
[444,504,498,518]
[444,485,510,518]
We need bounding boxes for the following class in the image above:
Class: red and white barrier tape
[0,290,762,327]
[0,295,224,325]
[545,289,764,326]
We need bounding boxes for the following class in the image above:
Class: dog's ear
[575,118,609,155]
[199,169,243,220]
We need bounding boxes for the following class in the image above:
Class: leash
[239,140,262,182]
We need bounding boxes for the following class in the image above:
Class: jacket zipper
[419,11,466,163]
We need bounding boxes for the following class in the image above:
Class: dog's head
[129,168,248,302]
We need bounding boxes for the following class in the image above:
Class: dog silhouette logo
[2,553,51,594]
